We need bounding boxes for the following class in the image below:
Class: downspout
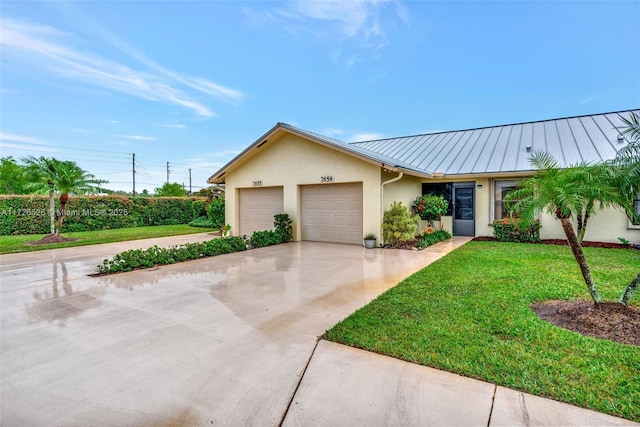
[380,171,404,245]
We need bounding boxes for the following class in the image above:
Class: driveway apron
[0,237,468,425]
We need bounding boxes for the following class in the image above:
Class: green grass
[0,224,216,254]
[325,241,640,422]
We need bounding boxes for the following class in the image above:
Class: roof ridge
[348,108,639,145]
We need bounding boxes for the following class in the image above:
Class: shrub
[412,194,448,222]
[382,202,418,247]
[247,230,283,248]
[96,236,247,274]
[274,213,293,243]
[492,218,541,243]
[191,200,207,220]
[0,195,206,235]
[207,198,225,228]
[417,228,452,249]
[188,216,214,228]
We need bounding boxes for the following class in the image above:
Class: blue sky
[1,1,639,193]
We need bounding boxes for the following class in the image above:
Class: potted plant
[364,233,377,249]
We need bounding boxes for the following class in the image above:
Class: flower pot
[364,238,376,249]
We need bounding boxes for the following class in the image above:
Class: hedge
[0,195,209,235]
[492,218,541,243]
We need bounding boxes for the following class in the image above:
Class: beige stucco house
[208,109,639,245]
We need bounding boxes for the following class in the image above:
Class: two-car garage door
[300,183,362,245]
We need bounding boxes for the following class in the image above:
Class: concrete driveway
[0,235,467,425]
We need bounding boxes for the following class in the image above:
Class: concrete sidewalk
[284,340,638,426]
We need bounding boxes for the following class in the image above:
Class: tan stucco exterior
[223,132,383,241]
[217,128,639,246]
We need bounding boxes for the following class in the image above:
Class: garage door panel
[239,187,284,236]
[300,183,363,245]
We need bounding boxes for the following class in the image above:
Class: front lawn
[0,224,216,254]
[325,241,640,422]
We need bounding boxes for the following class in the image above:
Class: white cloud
[350,132,384,142]
[0,17,245,118]
[103,119,119,124]
[161,123,185,129]
[0,133,61,155]
[123,135,157,141]
[322,127,345,137]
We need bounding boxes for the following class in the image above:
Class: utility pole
[132,153,136,197]
[188,168,192,196]
[166,162,170,184]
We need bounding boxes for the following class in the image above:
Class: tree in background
[154,182,187,197]
[0,157,29,194]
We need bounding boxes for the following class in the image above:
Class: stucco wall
[224,133,382,241]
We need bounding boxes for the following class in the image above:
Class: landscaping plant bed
[25,234,79,245]
[532,301,640,346]
[472,236,636,250]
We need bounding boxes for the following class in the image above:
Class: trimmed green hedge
[492,218,541,243]
[0,195,208,235]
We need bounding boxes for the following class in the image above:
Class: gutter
[380,171,404,245]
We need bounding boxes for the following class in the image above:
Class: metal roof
[209,109,638,183]
[351,109,639,175]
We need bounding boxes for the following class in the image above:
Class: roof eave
[208,123,433,183]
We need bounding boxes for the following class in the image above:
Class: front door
[453,183,475,236]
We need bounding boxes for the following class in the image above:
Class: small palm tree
[505,152,635,306]
[616,112,640,305]
[53,160,105,235]
[23,156,106,236]
[23,156,60,234]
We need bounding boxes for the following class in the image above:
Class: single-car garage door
[238,186,284,236]
[300,183,363,245]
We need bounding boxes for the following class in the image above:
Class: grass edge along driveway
[0,225,216,254]
[325,241,640,422]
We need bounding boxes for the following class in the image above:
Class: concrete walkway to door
[1,235,636,426]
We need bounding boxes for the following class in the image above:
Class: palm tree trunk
[48,191,55,235]
[55,193,68,236]
[619,271,639,306]
[559,217,601,305]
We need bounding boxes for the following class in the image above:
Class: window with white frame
[494,180,518,220]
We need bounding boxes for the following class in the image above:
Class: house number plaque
[320,176,335,183]
[253,180,263,187]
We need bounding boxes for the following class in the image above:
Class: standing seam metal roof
[350,109,639,175]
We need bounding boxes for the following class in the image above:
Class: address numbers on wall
[253,180,263,187]
[320,176,335,183]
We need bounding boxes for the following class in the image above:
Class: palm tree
[53,160,105,235]
[23,157,105,236]
[23,156,60,234]
[505,152,635,306]
[616,112,640,305]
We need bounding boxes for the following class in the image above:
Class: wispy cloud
[350,132,384,142]
[161,123,185,129]
[0,132,60,154]
[0,17,245,118]
[123,135,157,141]
[272,0,410,62]
[103,119,119,124]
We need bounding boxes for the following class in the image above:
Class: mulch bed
[472,236,637,250]
[532,301,640,347]
[25,234,79,245]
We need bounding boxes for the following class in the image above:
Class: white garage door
[300,183,363,245]
[238,187,284,236]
